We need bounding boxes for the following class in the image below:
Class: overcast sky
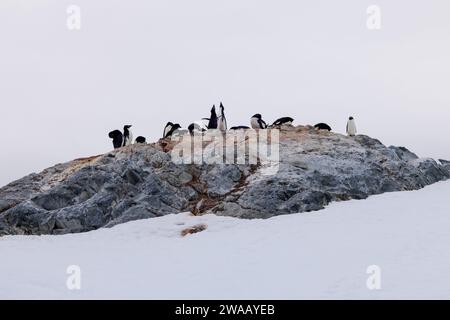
[1,0,449,187]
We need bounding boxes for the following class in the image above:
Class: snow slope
[1,180,449,299]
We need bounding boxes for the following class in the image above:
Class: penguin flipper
[259,119,267,129]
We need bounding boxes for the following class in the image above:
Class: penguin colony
[108,102,357,149]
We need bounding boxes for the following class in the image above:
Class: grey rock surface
[0,126,448,236]
[439,159,450,172]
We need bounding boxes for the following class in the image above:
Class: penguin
[164,123,181,138]
[346,116,357,136]
[135,136,146,144]
[207,105,218,129]
[163,122,174,139]
[108,130,123,149]
[271,117,294,127]
[230,126,250,130]
[314,123,332,131]
[217,102,227,131]
[122,125,133,146]
[188,123,196,135]
[250,114,267,129]
[188,121,208,135]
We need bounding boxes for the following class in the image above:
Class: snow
[1,180,450,299]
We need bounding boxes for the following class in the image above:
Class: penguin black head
[349,116,354,120]
[135,136,146,144]
[252,114,262,119]
[172,123,181,130]
[124,125,132,130]
[165,122,174,127]
[108,130,123,149]
[188,123,195,134]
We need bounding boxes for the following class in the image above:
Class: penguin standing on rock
[250,114,267,129]
[164,123,181,138]
[163,122,174,139]
[188,121,208,135]
[108,130,123,149]
[208,105,218,129]
[271,117,294,127]
[230,126,250,130]
[346,116,357,136]
[314,123,332,131]
[135,136,146,144]
[217,102,227,131]
[122,125,133,146]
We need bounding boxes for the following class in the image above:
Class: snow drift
[1,180,449,299]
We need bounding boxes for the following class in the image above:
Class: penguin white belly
[163,126,172,138]
[218,116,227,131]
[129,132,133,145]
[125,131,133,145]
[250,118,259,129]
[347,121,357,136]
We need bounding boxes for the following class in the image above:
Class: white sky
[1,0,449,187]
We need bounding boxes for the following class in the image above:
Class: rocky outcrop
[439,159,450,172]
[0,126,448,236]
